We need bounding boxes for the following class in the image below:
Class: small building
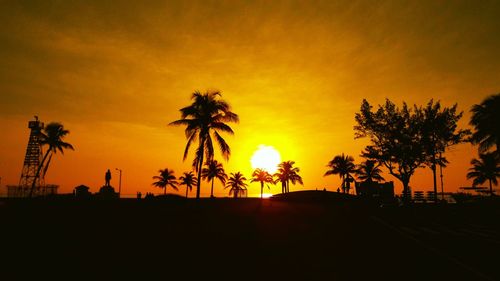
[74,185,92,198]
[355,181,394,199]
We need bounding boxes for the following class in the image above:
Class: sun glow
[250,145,281,174]
[261,193,273,199]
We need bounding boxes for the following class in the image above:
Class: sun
[250,145,281,174]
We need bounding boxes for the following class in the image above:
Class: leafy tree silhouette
[274,161,303,193]
[225,172,248,198]
[466,152,500,196]
[251,168,274,198]
[470,93,500,155]
[355,99,427,203]
[170,91,238,199]
[152,168,178,195]
[324,153,356,193]
[201,159,228,198]
[179,171,197,198]
[30,122,74,197]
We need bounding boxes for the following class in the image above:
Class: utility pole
[116,168,122,198]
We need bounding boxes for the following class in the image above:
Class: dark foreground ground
[1,192,499,280]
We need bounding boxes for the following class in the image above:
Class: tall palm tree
[152,168,178,195]
[170,91,239,199]
[179,171,197,198]
[225,172,248,198]
[274,161,303,194]
[355,160,384,183]
[30,122,74,197]
[470,94,500,154]
[251,168,274,199]
[324,154,355,193]
[201,159,228,198]
[466,153,500,196]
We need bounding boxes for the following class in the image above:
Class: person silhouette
[105,169,112,186]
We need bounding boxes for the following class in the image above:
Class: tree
[470,94,500,155]
[355,160,384,183]
[251,168,274,199]
[201,159,227,198]
[170,91,239,199]
[274,161,303,193]
[324,153,356,193]
[420,100,470,202]
[354,99,427,202]
[179,171,197,198]
[30,122,74,197]
[225,172,248,198]
[152,168,178,195]
[466,153,500,196]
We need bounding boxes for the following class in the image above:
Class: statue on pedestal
[105,169,111,186]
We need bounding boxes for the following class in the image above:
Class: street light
[115,168,122,197]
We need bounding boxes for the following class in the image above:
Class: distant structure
[7,116,58,197]
[96,169,118,199]
[355,181,394,200]
[74,185,92,198]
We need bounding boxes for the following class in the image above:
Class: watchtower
[17,116,45,196]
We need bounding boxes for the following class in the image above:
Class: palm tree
[30,122,74,197]
[466,153,500,196]
[152,168,178,195]
[251,168,274,199]
[421,100,469,202]
[274,161,303,194]
[225,172,248,198]
[201,159,228,198]
[355,160,384,183]
[179,171,197,198]
[324,154,355,193]
[470,94,500,154]
[170,91,239,199]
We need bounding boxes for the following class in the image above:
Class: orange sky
[1,1,499,197]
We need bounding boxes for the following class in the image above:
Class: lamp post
[115,168,122,197]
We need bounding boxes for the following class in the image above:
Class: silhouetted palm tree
[226,172,248,198]
[179,171,197,198]
[470,94,500,154]
[201,159,227,198]
[251,168,274,198]
[466,153,500,196]
[355,160,384,183]
[324,154,355,193]
[420,100,469,202]
[170,91,239,199]
[152,168,178,195]
[274,161,303,193]
[30,122,74,197]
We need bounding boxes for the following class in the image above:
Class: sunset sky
[1,1,499,197]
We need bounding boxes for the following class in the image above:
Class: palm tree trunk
[260,181,264,199]
[341,175,345,193]
[196,139,206,199]
[430,152,438,203]
[164,186,166,195]
[432,163,438,203]
[210,179,214,198]
[29,150,51,198]
[185,185,188,198]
